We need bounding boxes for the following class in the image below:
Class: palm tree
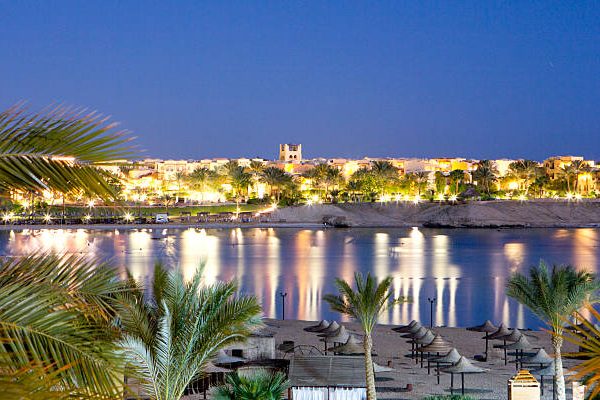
[0,254,130,398]
[571,160,591,194]
[226,165,252,203]
[173,171,187,203]
[560,304,600,399]
[413,171,429,196]
[506,262,599,400]
[0,104,134,200]
[449,169,465,194]
[187,167,217,201]
[118,264,262,400]
[434,171,447,196]
[214,371,289,400]
[473,160,498,195]
[324,273,407,400]
[261,167,292,201]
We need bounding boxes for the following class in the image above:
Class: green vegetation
[214,371,289,400]
[506,261,599,400]
[324,272,408,400]
[118,264,262,400]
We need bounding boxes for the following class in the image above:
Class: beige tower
[279,143,302,161]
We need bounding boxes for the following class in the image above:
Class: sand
[261,318,579,400]
[271,201,600,228]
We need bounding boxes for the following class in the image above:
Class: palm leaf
[0,104,136,199]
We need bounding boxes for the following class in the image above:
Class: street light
[427,297,437,328]
[279,291,288,320]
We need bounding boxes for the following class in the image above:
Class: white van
[155,213,169,223]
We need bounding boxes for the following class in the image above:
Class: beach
[262,318,578,400]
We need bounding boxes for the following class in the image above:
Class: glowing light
[379,194,391,203]
[2,212,13,222]
[83,214,92,222]
[403,194,411,202]
[43,214,52,222]
[575,193,582,200]
[449,194,458,202]
[306,199,314,206]
[124,212,134,222]
[508,181,519,191]
[518,194,526,201]
[437,193,445,201]
[394,194,402,202]
[566,192,574,200]
[412,195,421,204]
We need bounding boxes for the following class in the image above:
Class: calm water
[1,227,599,328]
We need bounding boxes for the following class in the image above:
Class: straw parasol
[401,326,428,339]
[327,335,369,355]
[440,356,486,396]
[433,348,461,365]
[320,326,350,344]
[498,329,523,342]
[317,321,340,336]
[417,335,453,383]
[520,348,553,368]
[467,320,497,359]
[488,323,512,365]
[304,320,330,333]
[392,320,421,333]
[215,349,245,365]
[499,335,534,370]
[413,330,435,368]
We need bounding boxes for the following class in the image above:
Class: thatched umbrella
[467,320,497,359]
[316,321,340,336]
[488,323,512,365]
[201,362,232,399]
[402,326,429,362]
[498,329,523,342]
[392,320,421,333]
[433,348,461,365]
[304,320,330,333]
[520,348,553,369]
[498,335,534,370]
[413,330,435,368]
[440,356,486,396]
[417,334,453,383]
[327,335,370,355]
[320,325,351,353]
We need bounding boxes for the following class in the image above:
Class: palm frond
[0,104,136,199]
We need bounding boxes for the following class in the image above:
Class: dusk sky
[1,1,598,160]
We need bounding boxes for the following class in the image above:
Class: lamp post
[279,291,288,320]
[427,297,437,328]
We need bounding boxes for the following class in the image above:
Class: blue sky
[0,1,598,160]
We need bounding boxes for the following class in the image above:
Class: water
[1,227,598,328]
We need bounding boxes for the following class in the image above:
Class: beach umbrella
[402,326,429,363]
[499,335,534,370]
[320,325,350,344]
[520,348,553,369]
[433,348,462,365]
[532,361,575,399]
[440,356,486,396]
[488,323,512,365]
[400,325,428,339]
[328,335,368,355]
[214,349,245,366]
[467,320,497,359]
[413,330,435,368]
[392,320,421,333]
[498,329,523,342]
[417,334,453,383]
[317,321,340,336]
[304,319,330,333]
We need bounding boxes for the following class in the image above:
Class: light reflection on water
[2,227,599,328]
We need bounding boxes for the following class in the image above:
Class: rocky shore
[270,200,600,228]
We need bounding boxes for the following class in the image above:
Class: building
[279,143,302,162]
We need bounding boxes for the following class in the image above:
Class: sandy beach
[262,318,579,400]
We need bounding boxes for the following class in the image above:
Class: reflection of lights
[449,194,458,202]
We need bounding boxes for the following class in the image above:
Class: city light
[43,214,52,223]
[87,200,95,208]
[449,194,458,202]
[83,214,92,222]
[124,212,134,222]
[3,212,13,222]
[566,192,574,200]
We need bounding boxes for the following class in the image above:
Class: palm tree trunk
[552,335,565,400]
[363,334,377,400]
